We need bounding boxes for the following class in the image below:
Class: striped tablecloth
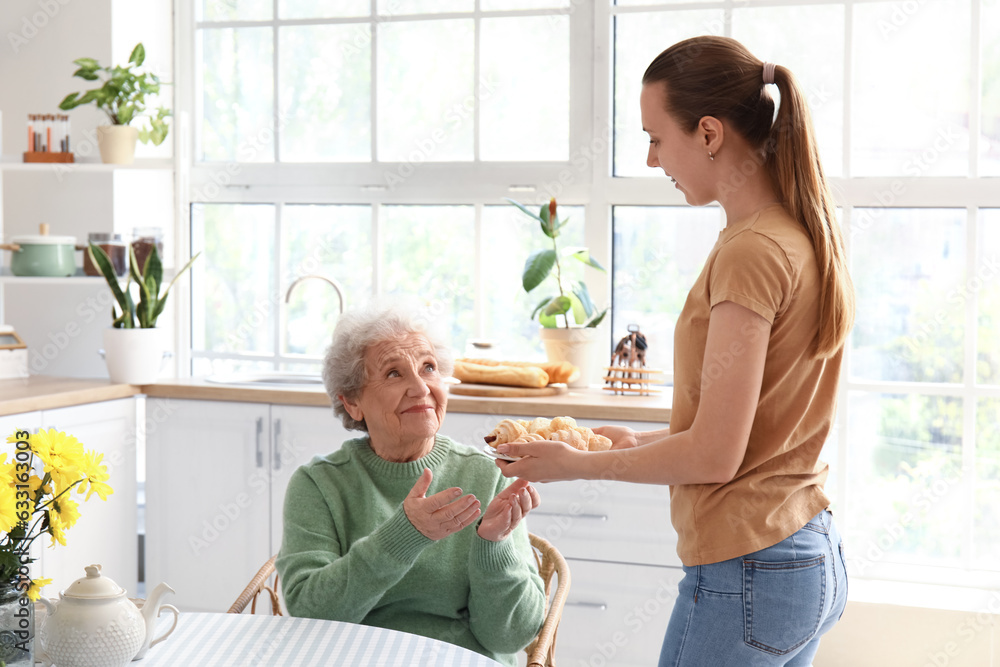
[142,612,503,666]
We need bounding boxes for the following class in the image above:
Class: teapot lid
[63,564,126,599]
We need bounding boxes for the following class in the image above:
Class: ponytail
[768,66,855,358]
[643,36,855,358]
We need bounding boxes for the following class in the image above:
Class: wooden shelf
[0,157,173,172]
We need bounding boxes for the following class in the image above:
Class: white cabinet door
[268,404,351,556]
[558,559,683,667]
[40,399,138,595]
[145,398,271,612]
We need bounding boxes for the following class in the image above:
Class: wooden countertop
[0,376,141,416]
[1,376,671,423]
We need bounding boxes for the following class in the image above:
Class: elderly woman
[276,299,546,666]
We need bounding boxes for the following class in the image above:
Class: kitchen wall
[0,0,176,379]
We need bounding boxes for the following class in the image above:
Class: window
[180,1,1000,588]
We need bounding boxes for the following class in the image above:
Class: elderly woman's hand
[477,479,540,542]
[404,468,482,540]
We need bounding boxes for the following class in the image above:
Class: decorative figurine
[604,324,663,395]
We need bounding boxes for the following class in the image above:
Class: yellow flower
[30,429,85,493]
[26,577,53,602]
[0,482,18,534]
[47,510,67,547]
[52,496,81,530]
[77,450,114,502]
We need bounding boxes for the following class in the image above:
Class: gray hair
[322,296,454,431]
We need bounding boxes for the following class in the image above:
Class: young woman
[496,36,855,666]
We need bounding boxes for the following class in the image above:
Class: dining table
[140,612,504,666]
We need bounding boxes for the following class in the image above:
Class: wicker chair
[226,535,570,665]
[227,555,282,615]
[526,532,571,667]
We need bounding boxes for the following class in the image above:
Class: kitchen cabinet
[38,398,139,594]
[441,411,680,667]
[144,398,348,612]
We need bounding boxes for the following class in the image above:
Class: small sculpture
[604,325,662,395]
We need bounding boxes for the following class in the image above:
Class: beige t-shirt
[669,204,842,566]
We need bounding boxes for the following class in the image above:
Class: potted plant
[88,243,200,384]
[58,43,170,164]
[507,197,608,387]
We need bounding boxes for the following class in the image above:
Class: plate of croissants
[481,416,612,461]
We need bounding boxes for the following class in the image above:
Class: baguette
[453,360,549,388]
[458,358,579,385]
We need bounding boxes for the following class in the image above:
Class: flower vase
[0,582,34,666]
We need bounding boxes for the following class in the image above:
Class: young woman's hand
[593,424,640,450]
[477,479,540,542]
[493,439,586,483]
[403,468,481,540]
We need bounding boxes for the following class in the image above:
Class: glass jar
[0,581,34,666]
[131,227,164,271]
[83,233,127,277]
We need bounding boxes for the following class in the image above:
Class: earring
[708,152,715,161]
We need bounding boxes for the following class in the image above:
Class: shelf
[0,271,107,284]
[0,157,174,172]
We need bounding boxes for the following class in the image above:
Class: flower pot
[102,327,169,384]
[539,327,600,389]
[96,125,138,165]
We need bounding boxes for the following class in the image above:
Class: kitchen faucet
[285,275,346,314]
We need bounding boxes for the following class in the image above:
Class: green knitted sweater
[276,434,546,666]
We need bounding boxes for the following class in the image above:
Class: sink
[205,372,325,387]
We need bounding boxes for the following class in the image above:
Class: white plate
[482,444,522,462]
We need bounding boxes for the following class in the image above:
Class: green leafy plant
[88,244,200,329]
[58,43,171,145]
[507,197,608,328]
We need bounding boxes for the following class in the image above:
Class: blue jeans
[658,510,847,666]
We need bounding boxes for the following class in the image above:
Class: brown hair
[643,36,855,358]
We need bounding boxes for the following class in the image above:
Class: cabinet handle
[273,419,282,471]
[532,511,608,521]
[565,601,607,611]
[255,417,264,468]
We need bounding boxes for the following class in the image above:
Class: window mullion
[274,202,284,371]
[372,203,382,298]
[969,0,981,178]
[843,0,853,178]
[962,206,979,569]
[370,0,378,163]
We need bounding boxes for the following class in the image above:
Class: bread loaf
[453,360,549,388]
[458,358,579,385]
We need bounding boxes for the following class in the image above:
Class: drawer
[557,559,684,667]
[527,479,678,566]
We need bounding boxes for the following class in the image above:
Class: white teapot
[39,564,178,667]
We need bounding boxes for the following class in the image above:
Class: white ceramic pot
[102,327,169,384]
[539,327,600,389]
[96,125,138,165]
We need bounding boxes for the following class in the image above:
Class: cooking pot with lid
[0,223,80,277]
